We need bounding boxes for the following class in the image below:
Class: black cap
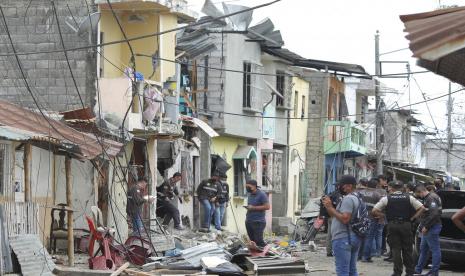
[246,179,258,186]
[173,172,182,178]
[388,180,403,189]
[337,175,357,186]
[220,172,227,179]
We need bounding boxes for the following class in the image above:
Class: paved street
[303,245,465,276]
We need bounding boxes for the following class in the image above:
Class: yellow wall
[100,11,177,82]
[287,77,309,219]
[211,136,249,234]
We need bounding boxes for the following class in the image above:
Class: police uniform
[415,192,442,275]
[156,179,181,228]
[217,180,229,223]
[196,178,221,230]
[373,190,423,276]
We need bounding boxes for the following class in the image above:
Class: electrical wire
[51,0,85,107]
[412,76,439,134]
[0,0,282,57]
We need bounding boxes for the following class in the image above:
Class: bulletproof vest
[386,193,412,221]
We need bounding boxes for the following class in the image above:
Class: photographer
[322,175,361,276]
[320,183,342,257]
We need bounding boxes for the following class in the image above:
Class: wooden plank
[65,156,74,266]
[110,262,130,276]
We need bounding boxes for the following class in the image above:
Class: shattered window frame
[243,62,252,108]
[276,71,285,107]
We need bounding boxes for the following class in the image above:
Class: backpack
[348,192,371,238]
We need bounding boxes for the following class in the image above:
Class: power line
[412,76,439,134]
[51,0,85,107]
[162,86,465,120]
[137,53,430,79]
[105,0,137,83]
[0,0,282,57]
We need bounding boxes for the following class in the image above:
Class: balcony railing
[324,120,367,156]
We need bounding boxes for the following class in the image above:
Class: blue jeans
[362,219,384,260]
[200,199,216,230]
[131,212,143,233]
[332,235,361,276]
[373,222,384,256]
[415,224,442,274]
[215,203,225,228]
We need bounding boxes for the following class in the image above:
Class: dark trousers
[382,224,387,252]
[245,220,266,247]
[387,221,414,276]
[158,200,180,227]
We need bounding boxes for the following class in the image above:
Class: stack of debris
[120,230,308,276]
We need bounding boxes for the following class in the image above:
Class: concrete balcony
[324,120,367,156]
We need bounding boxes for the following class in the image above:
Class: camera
[319,190,342,218]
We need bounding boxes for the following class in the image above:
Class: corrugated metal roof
[0,100,122,160]
[9,234,55,276]
[263,48,368,75]
[400,6,465,60]
[400,7,465,86]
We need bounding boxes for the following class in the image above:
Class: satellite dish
[222,3,253,31]
[78,12,101,36]
[64,12,101,39]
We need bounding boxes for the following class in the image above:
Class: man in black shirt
[215,173,229,229]
[413,184,442,276]
[126,178,154,234]
[357,179,386,262]
[197,174,221,232]
[156,172,184,230]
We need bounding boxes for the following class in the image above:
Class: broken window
[276,71,285,107]
[293,90,299,118]
[233,159,246,197]
[401,127,411,148]
[233,147,257,196]
[261,149,283,193]
[243,62,263,110]
[301,95,306,120]
[243,62,252,108]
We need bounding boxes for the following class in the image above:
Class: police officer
[215,173,229,229]
[413,184,442,276]
[197,173,222,232]
[357,178,386,262]
[156,172,184,230]
[373,181,424,276]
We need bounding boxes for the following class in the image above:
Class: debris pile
[118,229,308,275]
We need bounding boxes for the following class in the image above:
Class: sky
[187,0,465,138]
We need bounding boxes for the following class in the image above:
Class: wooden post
[65,156,74,266]
[23,143,32,202]
[146,138,157,222]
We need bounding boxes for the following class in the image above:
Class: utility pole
[446,81,453,172]
[375,30,384,175]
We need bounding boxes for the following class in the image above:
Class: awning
[0,100,123,160]
[192,118,219,138]
[232,145,257,160]
[400,7,465,86]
